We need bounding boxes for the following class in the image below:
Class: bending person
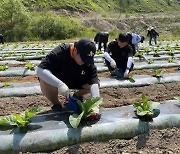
[126,32,144,55]
[94,32,109,51]
[104,33,134,79]
[36,38,101,120]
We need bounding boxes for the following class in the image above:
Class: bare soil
[1,69,180,153]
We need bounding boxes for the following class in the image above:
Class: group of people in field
[0,26,159,121]
[35,26,159,120]
[94,27,159,77]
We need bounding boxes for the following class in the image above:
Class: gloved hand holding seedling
[67,97,103,128]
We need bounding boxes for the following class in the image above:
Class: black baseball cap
[75,38,96,64]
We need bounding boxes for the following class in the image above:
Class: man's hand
[87,106,101,121]
[124,69,130,78]
[58,82,69,97]
[110,59,116,68]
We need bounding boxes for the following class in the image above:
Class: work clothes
[94,32,109,51]
[0,34,4,44]
[38,43,98,89]
[147,29,159,45]
[104,40,134,73]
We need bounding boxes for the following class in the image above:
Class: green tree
[0,0,30,41]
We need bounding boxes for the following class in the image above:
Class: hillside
[0,0,180,41]
[23,0,180,14]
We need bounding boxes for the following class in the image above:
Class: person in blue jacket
[126,32,144,55]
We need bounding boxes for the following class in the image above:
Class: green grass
[1,0,180,42]
[22,0,180,14]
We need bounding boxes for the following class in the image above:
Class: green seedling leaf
[133,94,160,117]
[144,47,150,53]
[0,106,43,128]
[16,54,25,61]
[69,111,84,128]
[167,50,174,56]
[174,96,180,101]
[137,110,151,116]
[168,58,175,63]
[153,51,160,57]
[14,114,29,127]
[165,45,171,51]
[151,69,164,78]
[84,97,102,113]
[0,63,8,71]
[26,51,31,54]
[147,58,154,64]
[1,82,11,88]
[127,76,135,83]
[135,51,144,58]
[0,115,17,126]
[69,97,103,128]
[21,106,44,120]
[25,62,35,70]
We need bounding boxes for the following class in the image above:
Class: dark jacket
[38,43,98,89]
[105,40,133,72]
[94,32,109,44]
[0,34,4,44]
[147,29,159,37]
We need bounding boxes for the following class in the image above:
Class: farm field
[0,41,180,153]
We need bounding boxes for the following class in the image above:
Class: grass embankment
[0,0,180,41]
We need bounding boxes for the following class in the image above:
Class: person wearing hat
[0,34,4,44]
[104,33,134,79]
[94,32,109,51]
[36,38,100,119]
[126,32,144,55]
[147,27,159,46]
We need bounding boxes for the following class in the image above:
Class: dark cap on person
[75,38,96,64]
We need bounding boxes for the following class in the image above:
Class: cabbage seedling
[168,58,175,63]
[153,51,160,57]
[25,62,35,70]
[16,54,25,61]
[135,51,144,61]
[147,58,154,64]
[165,45,171,51]
[167,50,174,56]
[144,47,150,53]
[0,63,8,71]
[26,50,31,54]
[69,97,103,128]
[1,82,11,88]
[127,76,135,83]
[0,106,43,128]
[135,51,143,58]
[133,94,160,116]
[151,69,164,78]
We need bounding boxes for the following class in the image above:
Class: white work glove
[110,59,116,68]
[124,69,130,78]
[58,82,69,97]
